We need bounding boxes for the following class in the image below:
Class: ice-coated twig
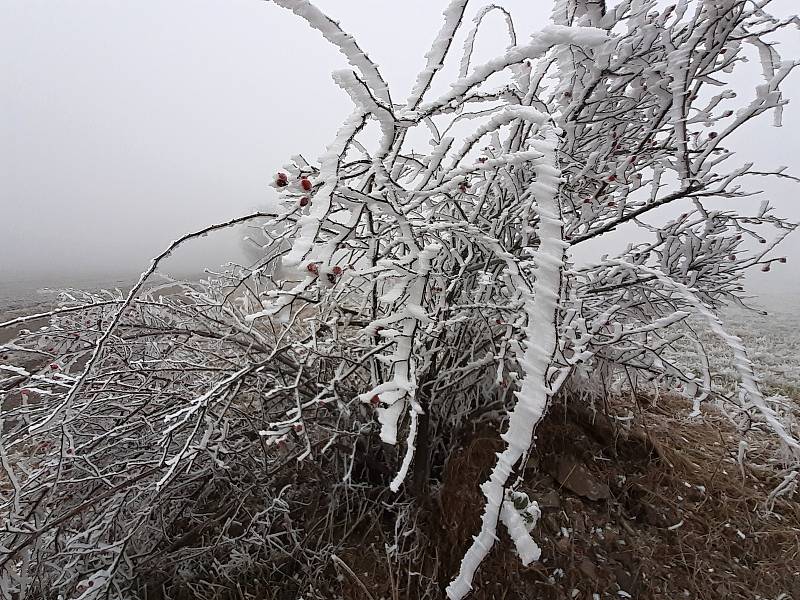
[447,125,564,600]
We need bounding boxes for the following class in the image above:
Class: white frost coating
[406,0,470,109]
[389,407,418,492]
[361,243,441,457]
[377,393,407,445]
[459,5,517,80]
[666,42,693,182]
[445,106,549,172]
[270,0,391,105]
[500,492,542,565]
[332,69,395,186]
[447,127,564,599]
[8,3,800,595]
[282,109,364,270]
[415,25,608,116]
[607,259,800,457]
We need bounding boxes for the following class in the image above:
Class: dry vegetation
[2,1,800,597]
[119,395,799,600]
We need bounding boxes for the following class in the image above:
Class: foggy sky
[1,0,798,294]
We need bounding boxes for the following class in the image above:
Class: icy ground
[668,291,800,400]
[1,277,798,396]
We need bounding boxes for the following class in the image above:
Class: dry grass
[428,395,800,599]
[32,394,797,600]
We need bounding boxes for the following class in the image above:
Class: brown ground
[4,306,798,599]
[331,395,800,600]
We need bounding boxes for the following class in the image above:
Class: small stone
[538,490,561,509]
[579,558,598,580]
[554,457,611,501]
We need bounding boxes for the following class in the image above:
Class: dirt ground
[3,309,798,599]
[431,396,799,599]
[328,395,800,600]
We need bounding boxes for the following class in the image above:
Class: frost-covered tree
[1,1,798,598]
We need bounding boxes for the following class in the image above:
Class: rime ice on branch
[1,1,798,598]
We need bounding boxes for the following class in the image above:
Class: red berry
[50,363,59,370]
[277,172,288,181]
[332,266,342,276]
[607,175,617,182]
[293,423,304,433]
[301,178,312,191]
[496,319,503,325]
[370,395,380,406]
[299,197,310,207]
[307,263,319,274]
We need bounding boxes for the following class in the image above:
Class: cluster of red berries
[275,172,315,207]
[275,172,313,189]
[307,263,344,284]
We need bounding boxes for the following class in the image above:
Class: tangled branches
[1,0,798,598]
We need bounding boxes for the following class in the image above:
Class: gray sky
[1,0,798,294]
